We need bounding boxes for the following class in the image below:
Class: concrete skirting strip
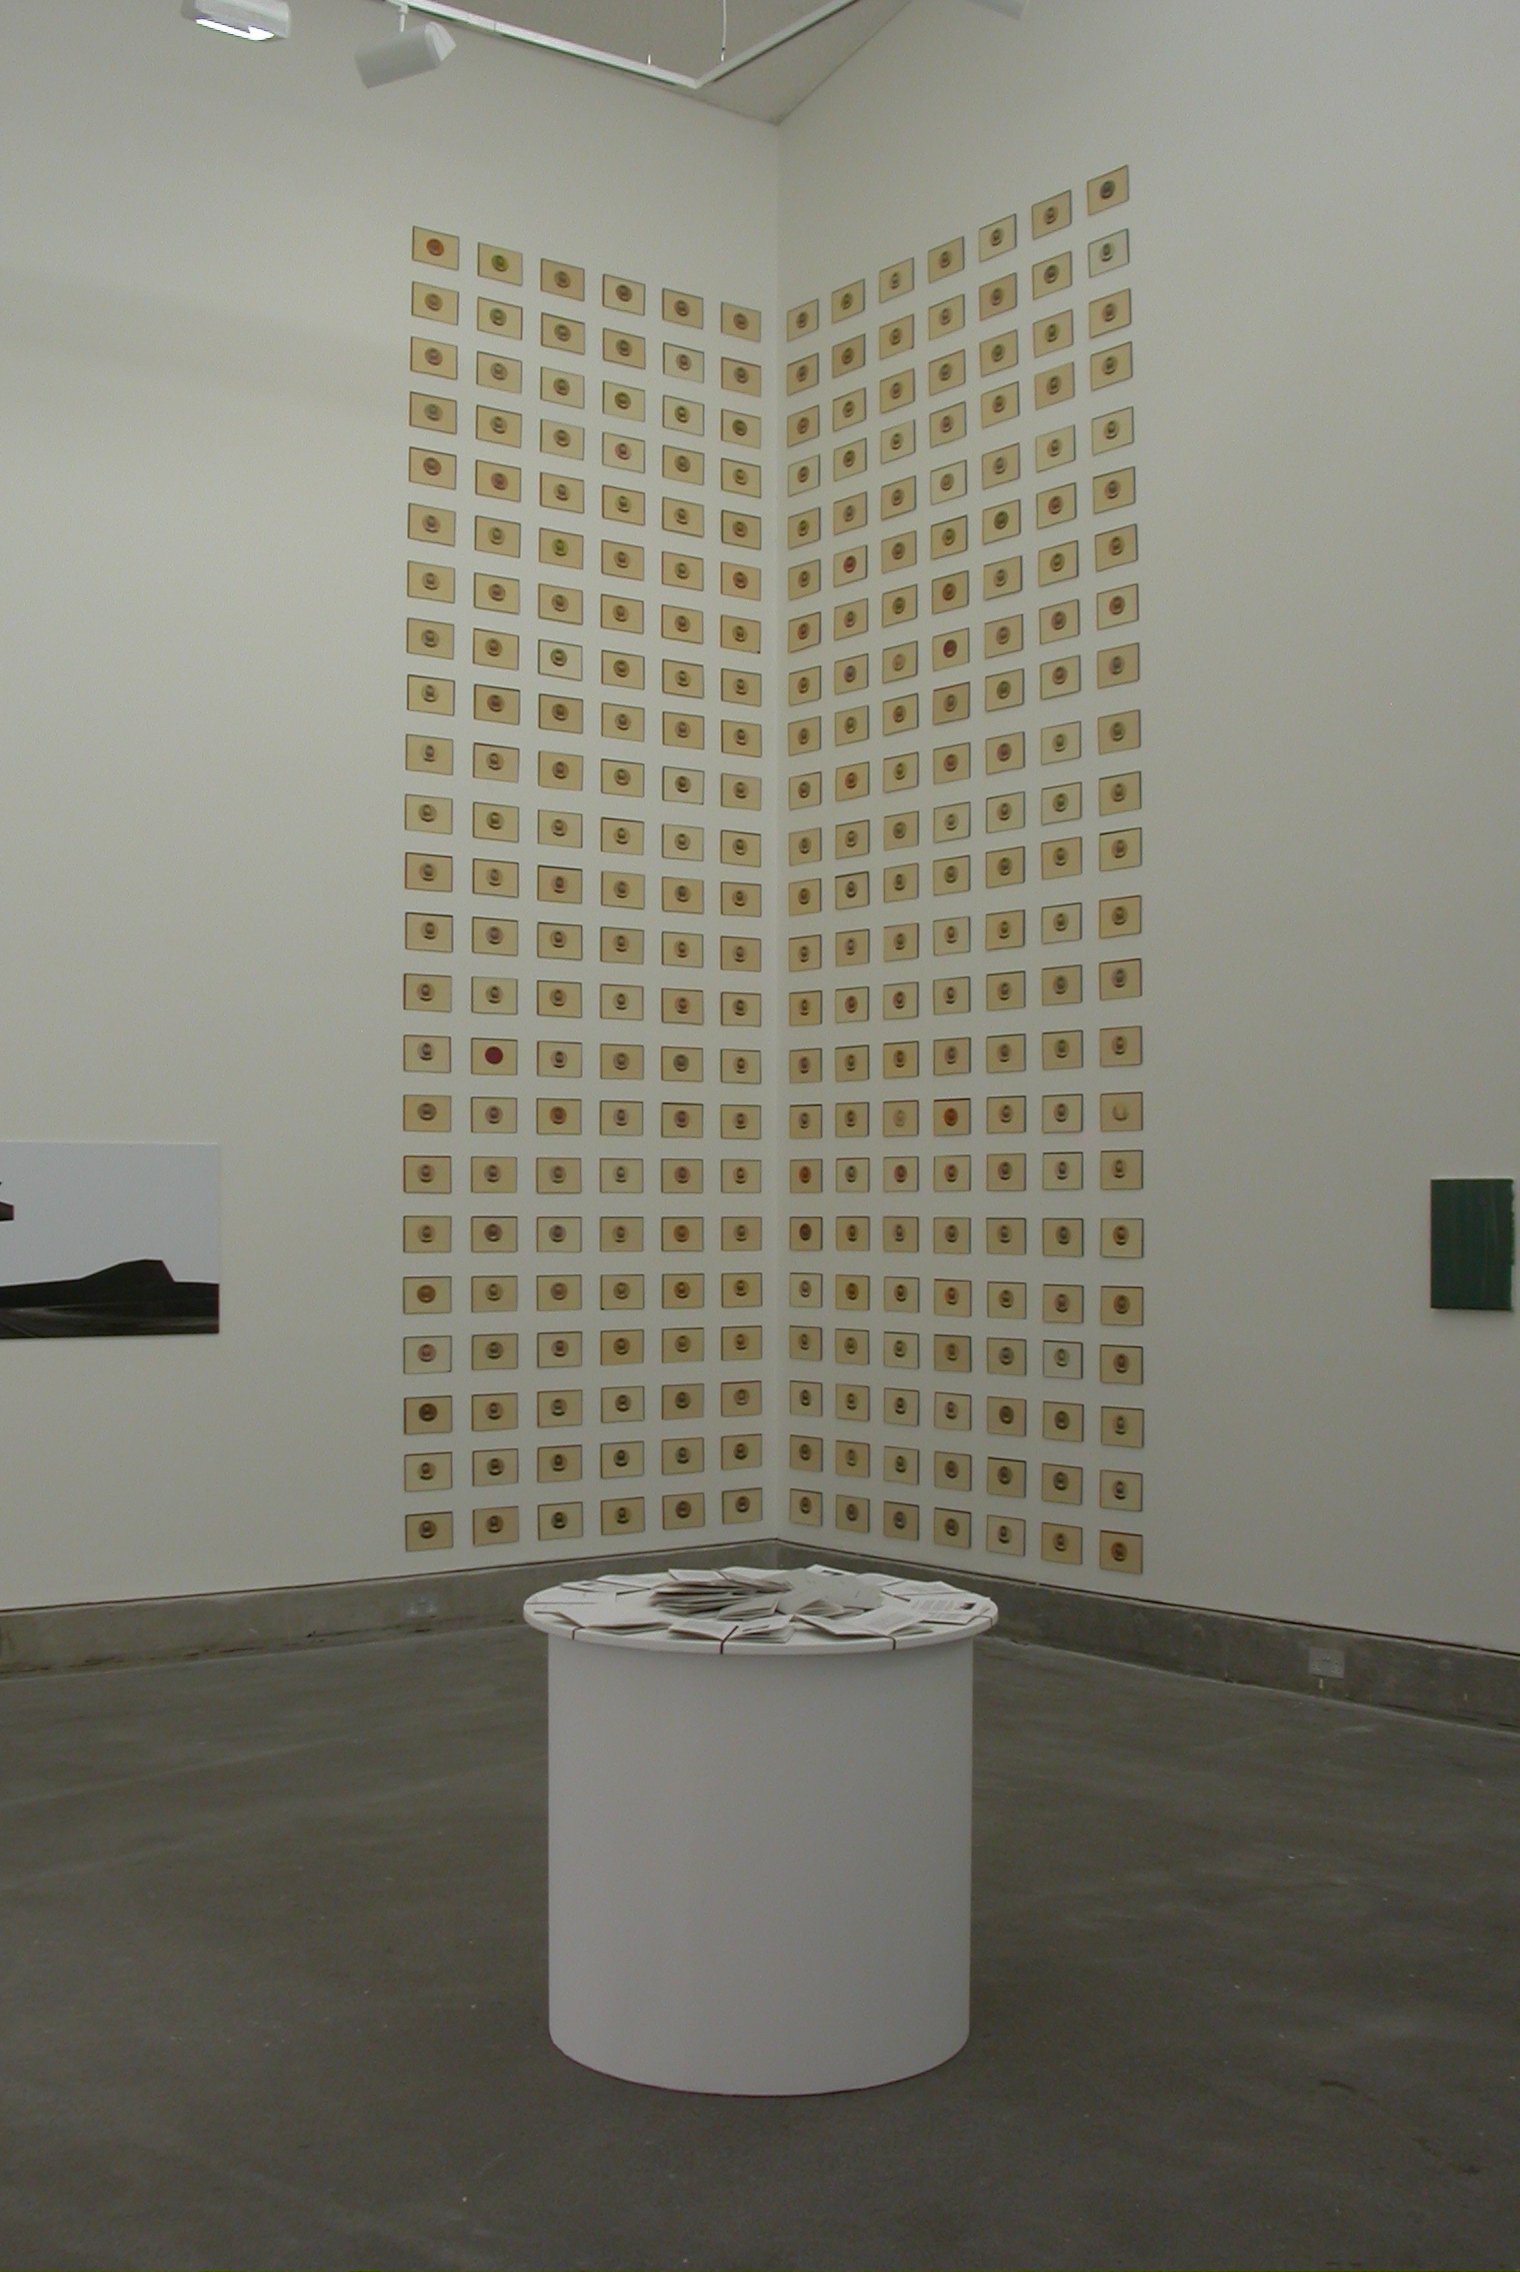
[0,1539,781,1682]
[3,1541,1517,1728]
[773,1544,1520,1731]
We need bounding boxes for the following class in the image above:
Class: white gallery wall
[777,0,1520,1647]
[2,0,1518,1656]
[0,0,777,1608]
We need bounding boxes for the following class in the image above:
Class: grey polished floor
[1,1623,1515,2271]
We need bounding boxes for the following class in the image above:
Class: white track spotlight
[181,0,290,39]
[357,5,455,86]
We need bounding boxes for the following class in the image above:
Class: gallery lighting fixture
[181,0,290,39]
[357,2,456,86]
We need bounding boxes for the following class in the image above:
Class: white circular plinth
[527,1580,994,2095]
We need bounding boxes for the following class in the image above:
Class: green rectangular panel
[1430,1178,1514,1312]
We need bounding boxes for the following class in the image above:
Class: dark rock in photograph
[0,1257,219,1339]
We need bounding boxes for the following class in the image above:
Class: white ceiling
[370,0,919,123]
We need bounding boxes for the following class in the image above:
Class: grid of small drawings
[401,234,771,1556]
[398,172,1146,1581]
[780,172,1145,1578]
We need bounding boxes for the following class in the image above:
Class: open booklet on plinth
[535,1564,995,1644]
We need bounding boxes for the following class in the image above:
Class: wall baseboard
[773,1545,1520,1731]
[0,1540,780,1683]
[3,1543,1516,1731]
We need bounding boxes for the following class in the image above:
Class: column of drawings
[400,230,768,1560]
[781,168,1147,1581]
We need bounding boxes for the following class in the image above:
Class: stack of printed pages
[536,1565,992,1644]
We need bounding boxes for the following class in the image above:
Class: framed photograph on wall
[0,1143,219,1339]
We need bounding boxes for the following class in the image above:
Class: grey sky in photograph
[0,1145,220,1286]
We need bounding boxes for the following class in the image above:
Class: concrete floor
[0,1629,1516,2272]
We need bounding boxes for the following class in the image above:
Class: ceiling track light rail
[356,0,865,94]
[187,1,1019,97]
